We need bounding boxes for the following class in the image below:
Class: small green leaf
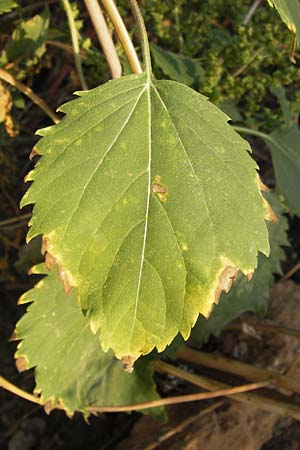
[0,0,18,14]
[270,86,292,127]
[267,127,300,215]
[190,192,288,345]
[220,100,242,123]
[15,265,162,416]
[267,0,300,46]
[263,88,300,216]
[22,71,269,364]
[0,7,50,66]
[150,43,204,88]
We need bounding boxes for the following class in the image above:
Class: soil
[117,282,300,450]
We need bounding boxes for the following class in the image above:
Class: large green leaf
[15,264,162,416]
[0,7,50,66]
[150,43,204,88]
[0,0,18,14]
[190,192,288,345]
[267,0,300,46]
[21,71,269,365]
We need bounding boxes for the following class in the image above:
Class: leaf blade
[15,265,163,416]
[190,192,288,345]
[22,73,269,362]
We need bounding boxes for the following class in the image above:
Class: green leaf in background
[150,43,204,88]
[267,0,300,46]
[0,0,18,14]
[220,99,243,123]
[21,71,269,366]
[0,7,50,66]
[190,192,288,345]
[270,86,293,126]
[263,87,300,216]
[15,264,162,417]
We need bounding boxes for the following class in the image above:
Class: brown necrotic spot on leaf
[42,236,74,295]
[214,265,239,304]
[15,356,28,372]
[58,264,74,295]
[29,148,39,161]
[203,259,240,318]
[152,183,167,194]
[257,176,277,223]
[246,271,254,281]
[122,355,135,373]
[152,175,168,202]
[45,252,57,270]
[41,236,49,255]
[43,399,55,415]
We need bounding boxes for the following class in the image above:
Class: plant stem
[0,69,59,124]
[233,125,274,144]
[89,378,269,413]
[282,261,300,280]
[101,0,142,74]
[0,213,31,228]
[2,361,300,418]
[0,374,269,414]
[228,320,300,340]
[0,376,41,406]
[243,0,262,25]
[129,0,152,76]
[61,0,88,90]
[154,360,300,421]
[177,347,300,394]
[47,40,85,57]
[84,0,122,79]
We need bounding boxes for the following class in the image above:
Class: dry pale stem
[154,360,300,421]
[177,347,300,394]
[102,0,142,74]
[84,0,122,79]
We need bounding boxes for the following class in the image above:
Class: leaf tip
[9,329,18,342]
[29,148,39,161]
[15,356,28,373]
[121,355,135,373]
[257,177,278,224]
[24,170,35,183]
